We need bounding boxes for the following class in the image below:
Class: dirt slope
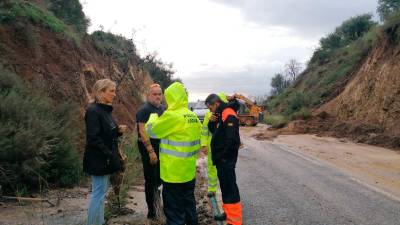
[318,36,400,136]
[0,23,152,128]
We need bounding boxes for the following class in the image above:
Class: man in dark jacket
[205,94,242,225]
[136,84,165,219]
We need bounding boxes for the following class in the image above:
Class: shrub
[382,10,400,42]
[290,107,312,120]
[0,69,82,193]
[47,0,89,33]
[91,31,138,73]
[283,92,308,115]
[265,114,289,129]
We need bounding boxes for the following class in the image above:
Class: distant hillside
[267,12,400,149]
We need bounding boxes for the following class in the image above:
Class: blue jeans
[87,175,109,225]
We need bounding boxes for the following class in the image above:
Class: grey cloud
[183,64,282,99]
[213,0,378,37]
[183,45,312,99]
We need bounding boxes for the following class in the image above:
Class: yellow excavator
[232,94,264,126]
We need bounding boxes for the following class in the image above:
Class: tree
[378,0,400,21]
[284,59,302,82]
[312,14,377,64]
[142,53,177,89]
[339,14,377,42]
[319,14,376,50]
[270,73,287,95]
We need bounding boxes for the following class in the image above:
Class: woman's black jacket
[83,103,123,175]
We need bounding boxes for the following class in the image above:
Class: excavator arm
[230,93,263,126]
[233,94,256,107]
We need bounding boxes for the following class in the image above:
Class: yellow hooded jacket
[145,82,202,183]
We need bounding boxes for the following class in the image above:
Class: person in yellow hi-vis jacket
[145,82,202,225]
[201,93,228,194]
[201,110,218,193]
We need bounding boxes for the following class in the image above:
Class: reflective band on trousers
[208,177,218,182]
[161,139,200,147]
[160,148,200,158]
[208,181,218,187]
[208,183,217,188]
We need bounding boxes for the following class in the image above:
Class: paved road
[238,132,400,225]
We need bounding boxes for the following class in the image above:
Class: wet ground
[0,156,215,225]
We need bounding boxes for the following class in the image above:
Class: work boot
[214,212,226,221]
[207,192,216,198]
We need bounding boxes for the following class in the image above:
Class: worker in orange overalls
[205,93,242,225]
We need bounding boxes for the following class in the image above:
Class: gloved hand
[149,151,158,165]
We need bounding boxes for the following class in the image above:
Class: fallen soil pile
[255,112,400,150]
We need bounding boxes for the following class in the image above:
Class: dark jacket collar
[146,101,161,109]
[216,102,227,114]
[227,99,240,112]
[96,103,113,113]
[216,99,240,114]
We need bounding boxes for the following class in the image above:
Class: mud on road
[244,124,400,199]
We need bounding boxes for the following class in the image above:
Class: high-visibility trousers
[207,146,218,193]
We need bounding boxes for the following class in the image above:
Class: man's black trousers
[138,142,161,217]
[162,179,198,225]
[215,158,240,204]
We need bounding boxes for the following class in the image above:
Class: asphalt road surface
[238,132,400,225]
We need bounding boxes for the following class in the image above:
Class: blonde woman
[83,79,127,225]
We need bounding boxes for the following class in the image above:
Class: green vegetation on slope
[92,30,140,73]
[0,0,81,43]
[0,68,82,193]
[46,0,89,34]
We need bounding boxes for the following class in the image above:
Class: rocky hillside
[0,0,156,126]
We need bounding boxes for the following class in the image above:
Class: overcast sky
[81,0,377,101]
